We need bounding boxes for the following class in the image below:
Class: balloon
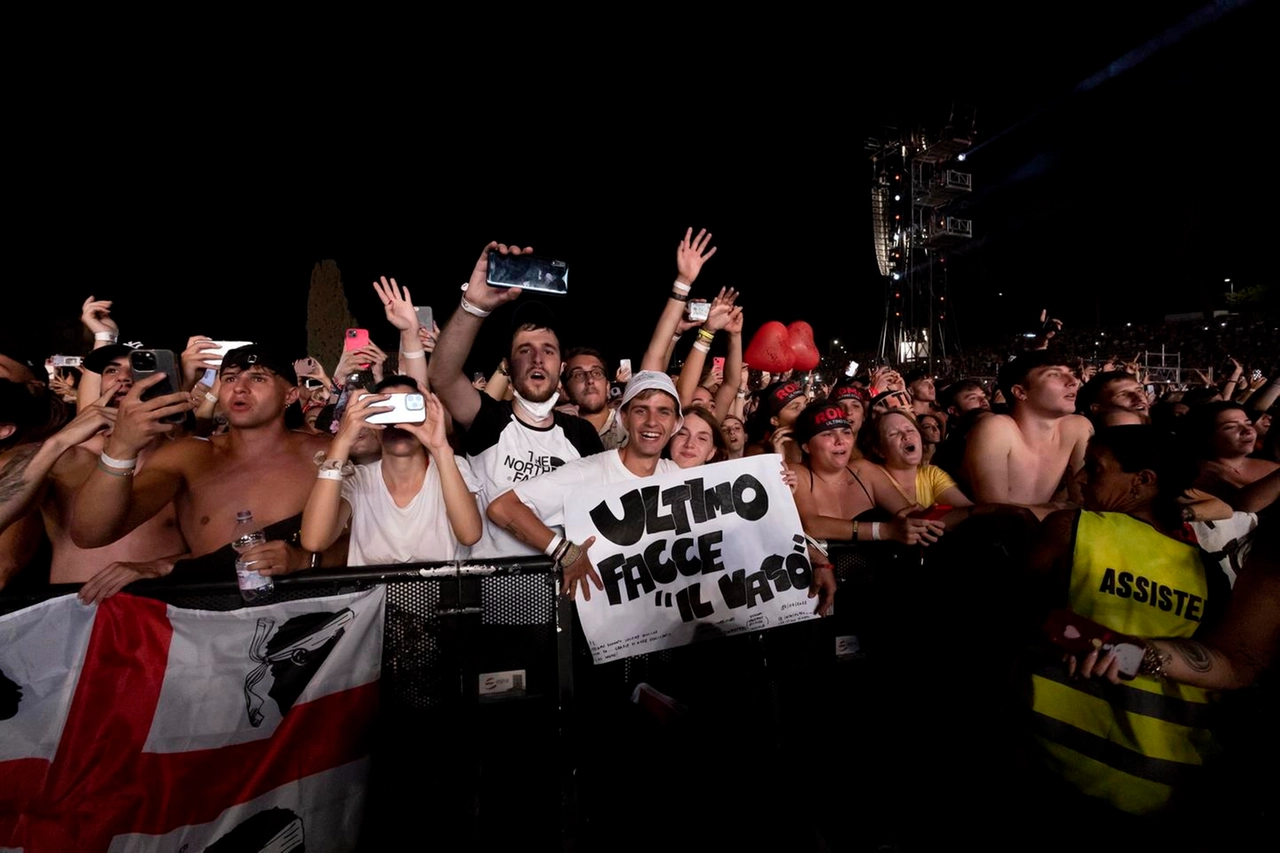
[787,321,821,371]
[744,321,795,373]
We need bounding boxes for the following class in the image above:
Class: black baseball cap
[221,345,298,385]
[84,343,141,375]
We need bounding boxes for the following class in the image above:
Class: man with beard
[562,348,627,450]
[300,377,482,563]
[427,242,603,557]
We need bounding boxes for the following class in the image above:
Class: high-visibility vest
[1028,512,1221,815]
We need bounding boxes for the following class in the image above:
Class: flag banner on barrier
[566,455,820,664]
[0,586,385,853]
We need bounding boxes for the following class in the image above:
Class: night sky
[10,0,1266,378]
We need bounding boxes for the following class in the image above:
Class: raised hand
[105,374,193,458]
[58,385,119,447]
[399,391,451,455]
[373,276,418,332]
[181,336,222,389]
[417,321,441,354]
[463,241,533,313]
[725,306,745,335]
[675,227,717,285]
[81,296,119,336]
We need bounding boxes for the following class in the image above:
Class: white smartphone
[414,305,433,331]
[619,358,632,375]
[206,340,256,361]
[686,302,710,323]
[845,360,859,377]
[50,355,83,367]
[359,392,426,425]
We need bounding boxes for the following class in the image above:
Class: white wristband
[203,391,218,404]
[871,522,882,541]
[100,451,138,470]
[543,533,565,558]
[317,469,345,481]
[94,331,118,342]
[672,280,691,293]
[460,296,491,318]
[401,349,426,360]
[692,341,711,354]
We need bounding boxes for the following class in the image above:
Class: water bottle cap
[235,510,253,522]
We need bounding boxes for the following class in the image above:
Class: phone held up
[130,349,186,424]
[345,328,372,370]
[685,302,710,323]
[487,252,569,295]
[358,392,426,425]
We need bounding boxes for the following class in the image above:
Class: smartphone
[50,355,83,368]
[414,305,434,331]
[345,328,371,369]
[130,349,186,423]
[845,360,859,378]
[206,340,255,362]
[1042,608,1143,678]
[359,392,426,425]
[713,357,725,374]
[619,358,632,377]
[686,302,711,323]
[487,252,569,295]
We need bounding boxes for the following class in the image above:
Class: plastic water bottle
[232,510,274,603]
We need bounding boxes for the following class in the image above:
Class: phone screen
[487,252,569,295]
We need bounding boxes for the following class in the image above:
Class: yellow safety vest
[1029,512,1220,814]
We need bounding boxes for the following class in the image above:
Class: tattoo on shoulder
[1167,639,1213,673]
[0,446,40,505]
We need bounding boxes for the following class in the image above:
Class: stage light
[958,153,967,161]
[892,273,900,281]
[894,194,901,201]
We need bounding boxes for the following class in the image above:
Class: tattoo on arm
[1167,639,1214,673]
[504,521,530,544]
[0,447,39,505]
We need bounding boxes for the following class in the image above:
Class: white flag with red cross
[0,586,384,853]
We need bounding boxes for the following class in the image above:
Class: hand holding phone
[130,349,187,424]
[358,392,426,425]
[1042,608,1143,678]
[345,329,372,369]
[487,251,569,295]
[686,302,711,323]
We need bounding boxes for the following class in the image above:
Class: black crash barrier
[2,517,1275,851]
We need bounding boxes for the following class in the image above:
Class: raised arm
[640,227,718,372]
[402,392,482,546]
[67,374,192,548]
[676,289,737,408]
[426,242,527,431]
[372,276,428,390]
[713,307,745,419]
[299,391,389,553]
[75,295,120,411]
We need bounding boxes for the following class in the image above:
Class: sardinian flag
[0,587,384,853]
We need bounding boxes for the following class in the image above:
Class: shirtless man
[1078,371,1150,427]
[962,351,1093,518]
[40,347,188,598]
[69,346,339,587]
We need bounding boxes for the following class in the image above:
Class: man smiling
[485,371,683,599]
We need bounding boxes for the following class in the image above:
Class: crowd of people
[2,227,1277,844]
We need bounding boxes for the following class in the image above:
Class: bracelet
[94,331,118,342]
[672,280,691,293]
[697,329,715,343]
[558,542,582,569]
[851,519,860,539]
[203,391,218,404]
[871,522,882,541]
[670,291,689,302]
[1137,643,1168,679]
[543,534,565,559]
[96,460,134,477]
[672,333,683,342]
[692,341,711,354]
[460,296,491,318]
[100,451,138,470]
[317,469,345,482]
[401,349,426,360]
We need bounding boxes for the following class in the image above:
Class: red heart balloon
[744,321,795,373]
[787,321,821,371]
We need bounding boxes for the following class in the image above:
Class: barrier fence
[2,540,1275,851]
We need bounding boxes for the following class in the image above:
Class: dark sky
[9,0,1266,375]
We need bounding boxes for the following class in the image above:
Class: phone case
[486,252,569,295]
[360,393,427,425]
[344,329,371,351]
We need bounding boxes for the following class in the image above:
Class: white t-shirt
[510,449,680,531]
[340,457,482,566]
